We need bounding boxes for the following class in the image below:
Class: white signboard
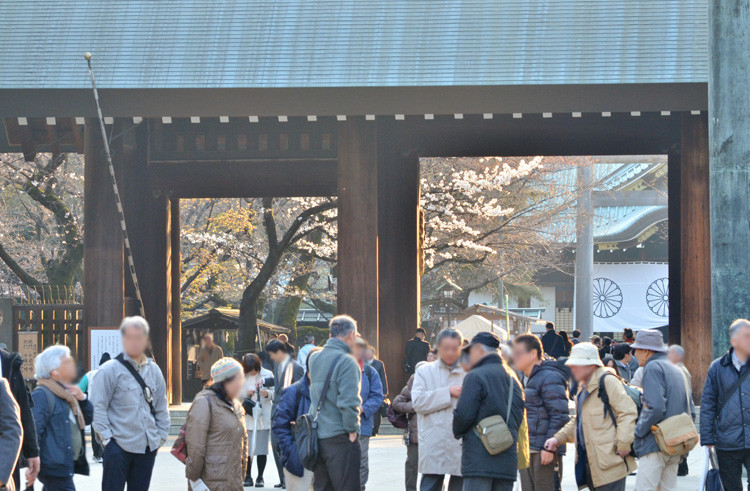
[591,262,669,333]
[89,327,122,369]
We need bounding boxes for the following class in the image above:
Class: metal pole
[575,163,594,341]
[83,53,146,320]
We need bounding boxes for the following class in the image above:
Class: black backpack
[293,354,344,470]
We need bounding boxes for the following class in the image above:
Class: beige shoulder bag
[650,370,699,455]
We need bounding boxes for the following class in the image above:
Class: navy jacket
[272,377,311,478]
[701,349,750,450]
[524,360,569,454]
[360,364,384,437]
[453,354,525,481]
[541,330,564,359]
[32,384,93,479]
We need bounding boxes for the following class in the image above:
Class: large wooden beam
[378,130,420,398]
[337,119,379,346]
[680,113,712,402]
[148,159,337,198]
[83,118,124,367]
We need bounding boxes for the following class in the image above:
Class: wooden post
[83,118,124,368]
[681,112,712,401]
[337,119,379,347]
[667,150,682,345]
[378,128,420,398]
[170,198,182,404]
[710,0,750,357]
[121,121,175,400]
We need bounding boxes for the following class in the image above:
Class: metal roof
[0,0,707,90]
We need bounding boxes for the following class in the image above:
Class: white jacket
[243,367,275,431]
[411,359,466,476]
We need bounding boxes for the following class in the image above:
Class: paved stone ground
[66,435,714,490]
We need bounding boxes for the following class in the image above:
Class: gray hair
[436,328,463,346]
[499,344,512,360]
[729,319,750,339]
[668,344,685,360]
[35,345,71,379]
[120,315,150,336]
[329,315,357,339]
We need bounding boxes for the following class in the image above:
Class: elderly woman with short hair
[31,345,93,491]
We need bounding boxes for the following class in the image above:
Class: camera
[242,397,256,413]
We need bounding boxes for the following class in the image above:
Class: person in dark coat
[31,345,93,490]
[271,348,320,491]
[404,328,431,374]
[267,339,304,488]
[364,345,389,436]
[391,365,423,491]
[512,334,569,491]
[701,319,750,491]
[0,349,40,489]
[541,322,564,359]
[453,332,525,491]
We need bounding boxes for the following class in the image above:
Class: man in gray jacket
[92,316,171,491]
[308,314,363,491]
[631,329,693,491]
[0,378,22,491]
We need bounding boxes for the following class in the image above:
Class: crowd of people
[2,315,750,490]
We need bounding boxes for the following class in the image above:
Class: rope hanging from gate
[83,53,150,350]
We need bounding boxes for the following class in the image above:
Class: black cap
[467,331,501,350]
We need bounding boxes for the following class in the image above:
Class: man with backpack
[91,316,170,491]
[701,318,750,491]
[541,322,564,359]
[630,329,694,491]
[307,315,363,491]
[545,342,638,491]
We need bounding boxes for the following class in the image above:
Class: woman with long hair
[242,353,274,487]
[185,358,248,491]
[559,331,573,357]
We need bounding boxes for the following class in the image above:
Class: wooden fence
[13,304,85,372]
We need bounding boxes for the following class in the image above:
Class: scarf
[37,378,85,428]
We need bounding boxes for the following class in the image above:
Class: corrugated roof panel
[0,0,707,89]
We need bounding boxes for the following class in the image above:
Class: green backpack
[598,372,643,426]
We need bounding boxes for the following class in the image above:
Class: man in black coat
[541,322,564,359]
[1,349,40,489]
[404,328,431,374]
[512,334,570,490]
[453,332,525,491]
[266,339,304,488]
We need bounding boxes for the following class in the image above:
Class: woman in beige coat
[186,358,248,491]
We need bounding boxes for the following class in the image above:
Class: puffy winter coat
[360,364,384,437]
[271,377,311,478]
[243,368,274,431]
[452,354,525,481]
[185,390,248,491]
[554,367,637,489]
[412,359,465,476]
[701,349,750,450]
[524,360,570,454]
[391,375,418,444]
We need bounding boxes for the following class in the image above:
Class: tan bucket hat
[565,342,604,367]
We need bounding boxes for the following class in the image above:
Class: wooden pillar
[710,0,750,356]
[83,118,124,368]
[681,112,712,401]
[667,151,682,345]
[378,126,420,398]
[170,198,182,404]
[337,119,379,346]
[121,121,175,401]
[574,163,594,340]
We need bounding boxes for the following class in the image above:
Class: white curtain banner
[591,263,669,332]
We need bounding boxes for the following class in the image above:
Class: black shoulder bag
[293,354,344,470]
[115,353,156,419]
